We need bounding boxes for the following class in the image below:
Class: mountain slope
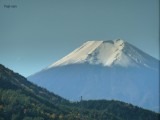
[0,64,159,120]
[0,64,70,120]
[28,39,159,112]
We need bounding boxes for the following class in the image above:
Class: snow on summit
[48,39,154,68]
[48,39,125,68]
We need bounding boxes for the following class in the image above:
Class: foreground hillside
[0,64,159,120]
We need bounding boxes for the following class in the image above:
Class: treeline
[0,89,76,120]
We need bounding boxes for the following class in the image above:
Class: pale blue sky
[0,0,159,77]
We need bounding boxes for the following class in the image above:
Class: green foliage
[0,64,159,120]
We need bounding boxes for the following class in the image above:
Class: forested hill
[0,64,159,120]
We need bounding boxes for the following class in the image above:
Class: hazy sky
[0,0,159,77]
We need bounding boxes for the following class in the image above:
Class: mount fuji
[28,39,159,112]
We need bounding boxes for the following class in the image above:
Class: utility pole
[80,96,82,102]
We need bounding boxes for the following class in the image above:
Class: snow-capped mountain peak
[48,39,127,68]
[48,39,153,69]
[28,39,159,112]
[47,39,158,70]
